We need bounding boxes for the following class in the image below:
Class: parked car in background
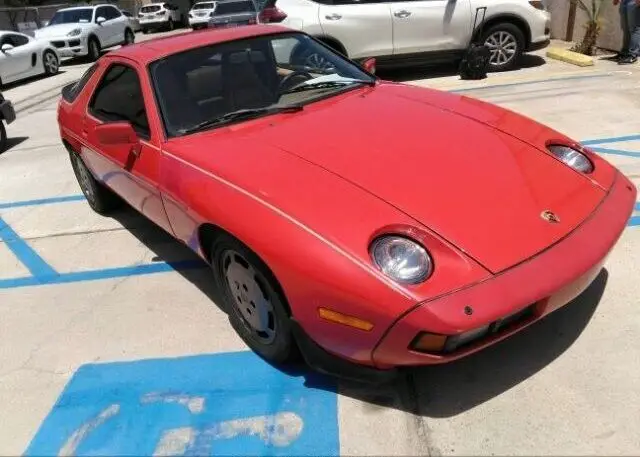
[138,2,185,33]
[0,91,15,152]
[34,5,134,62]
[121,9,142,32]
[207,0,259,28]
[189,1,217,29]
[259,0,551,71]
[0,31,60,86]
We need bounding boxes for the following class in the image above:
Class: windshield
[140,5,162,13]
[214,0,255,14]
[150,33,374,137]
[193,2,215,9]
[48,8,93,25]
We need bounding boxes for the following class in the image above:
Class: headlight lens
[548,145,594,173]
[67,28,82,37]
[370,235,432,284]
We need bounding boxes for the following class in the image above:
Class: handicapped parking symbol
[25,352,339,456]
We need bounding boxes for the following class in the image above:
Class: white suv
[34,5,133,62]
[260,0,551,71]
[188,1,217,29]
[138,2,184,33]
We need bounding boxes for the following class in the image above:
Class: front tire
[68,150,121,214]
[87,36,101,62]
[211,234,295,365]
[167,18,174,31]
[43,50,59,76]
[482,23,525,72]
[0,121,7,153]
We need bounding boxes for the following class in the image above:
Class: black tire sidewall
[43,50,58,75]
[88,37,100,61]
[124,29,134,45]
[68,150,119,214]
[0,121,7,153]
[211,234,294,364]
[482,23,525,72]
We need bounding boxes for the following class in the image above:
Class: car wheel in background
[68,149,121,214]
[167,18,174,31]
[87,36,101,62]
[211,233,296,365]
[123,28,135,45]
[291,44,337,72]
[482,23,525,72]
[42,50,59,76]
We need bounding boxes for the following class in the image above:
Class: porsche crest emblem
[541,210,560,224]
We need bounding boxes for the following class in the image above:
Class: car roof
[110,25,293,65]
[57,4,108,10]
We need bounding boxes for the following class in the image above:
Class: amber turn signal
[318,308,374,331]
[411,332,448,353]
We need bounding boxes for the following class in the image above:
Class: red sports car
[57,25,636,383]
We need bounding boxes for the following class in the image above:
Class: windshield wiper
[282,79,375,94]
[179,104,303,135]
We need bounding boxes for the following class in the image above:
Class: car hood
[251,83,606,273]
[34,23,90,38]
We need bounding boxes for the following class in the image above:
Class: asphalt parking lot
[1,30,639,456]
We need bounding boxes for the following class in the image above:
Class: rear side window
[89,64,150,138]
[105,6,122,19]
[61,63,98,103]
[140,5,162,13]
[193,2,215,9]
[215,0,255,14]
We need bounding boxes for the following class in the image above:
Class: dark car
[207,0,258,28]
[0,92,16,152]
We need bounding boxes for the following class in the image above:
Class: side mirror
[95,122,138,146]
[361,57,376,74]
[96,16,106,24]
[1,44,14,52]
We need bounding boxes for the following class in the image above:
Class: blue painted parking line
[589,147,640,158]
[0,194,85,210]
[25,351,339,456]
[0,215,57,280]
[582,134,640,146]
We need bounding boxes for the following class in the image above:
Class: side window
[107,6,122,19]
[95,6,108,21]
[89,64,150,139]
[9,34,29,47]
[62,62,99,102]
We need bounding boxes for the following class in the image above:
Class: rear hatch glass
[140,5,162,13]
[193,2,215,9]
[214,1,255,14]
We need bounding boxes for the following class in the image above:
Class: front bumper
[372,171,636,368]
[47,37,87,57]
[189,16,210,25]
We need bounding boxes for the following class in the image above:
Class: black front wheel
[68,150,121,214]
[211,234,296,364]
[481,23,525,72]
[0,121,6,153]
[123,28,135,46]
[87,37,101,62]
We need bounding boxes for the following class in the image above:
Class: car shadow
[1,71,66,90]
[338,268,608,417]
[104,203,608,415]
[1,136,28,154]
[379,54,546,83]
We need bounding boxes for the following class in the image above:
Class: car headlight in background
[67,28,82,37]
[370,235,432,284]
[547,145,594,173]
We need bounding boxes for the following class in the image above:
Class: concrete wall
[548,0,622,52]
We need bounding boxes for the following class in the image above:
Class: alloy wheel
[44,52,58,74]
[484,31,517,67]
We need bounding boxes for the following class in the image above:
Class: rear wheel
[211,234,295,364]
[68,150,121,214]
[43,50,59,76]
[142,27,149,34]
[167,18,174,31]
[123,28,135,45]
[482,23,525,72]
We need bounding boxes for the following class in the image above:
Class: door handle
[325,13,342,20]
[393,10,411,18]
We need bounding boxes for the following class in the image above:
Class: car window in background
[140,5,161,13]
[105,6,122,19]
[193,2,215,9]
[48,8,94,24]
[214,0,256,14]
[89,64,150,138]
[2,33,29,47]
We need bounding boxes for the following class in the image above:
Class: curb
[546,47,594,67]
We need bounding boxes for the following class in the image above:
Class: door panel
[391,0,472,55]
[318,2,393,59]
[94,7,113,45]
[1,34,32,78]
